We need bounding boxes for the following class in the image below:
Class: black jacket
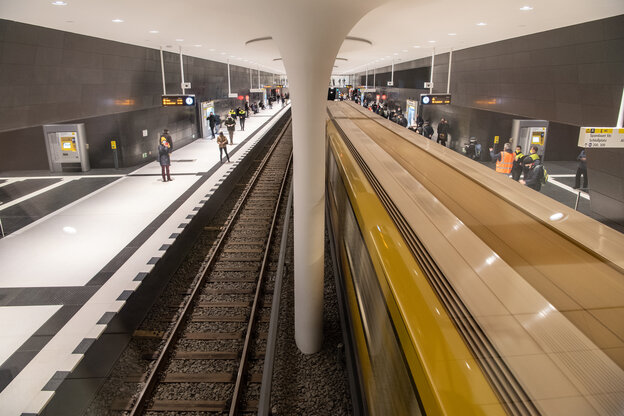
[422,124,434,139]
[524,161,544,191]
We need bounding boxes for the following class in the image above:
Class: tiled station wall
[358,15,624,161]
[0,19,276,171]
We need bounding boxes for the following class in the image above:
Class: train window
[340,185,422,415]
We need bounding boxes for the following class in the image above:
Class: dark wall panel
[0,19,276,172]
[355,15,624,161]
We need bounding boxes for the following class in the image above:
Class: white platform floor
[0,104,290,415]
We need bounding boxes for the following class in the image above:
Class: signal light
[381,94,387,100]
[238,95,244,100]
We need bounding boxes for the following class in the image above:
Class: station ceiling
[2,0,623,76]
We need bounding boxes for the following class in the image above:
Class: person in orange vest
[489,142,515,175]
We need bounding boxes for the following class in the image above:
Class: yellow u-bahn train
[325,101,624,416]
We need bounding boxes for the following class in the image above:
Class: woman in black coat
[158,137,172,182]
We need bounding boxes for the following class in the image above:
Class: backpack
[541,166,549,184]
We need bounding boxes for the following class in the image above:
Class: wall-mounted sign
[387,81,394,86]
[420,94,452,105]
[162,94,196,106]
[578,127,624,148]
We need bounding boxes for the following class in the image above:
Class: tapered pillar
[266,0,390,354]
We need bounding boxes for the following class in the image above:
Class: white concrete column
[266,0,389,354]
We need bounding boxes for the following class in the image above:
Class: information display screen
[162,95,196,107]
[58,132,77,152]
[420,94,452,105]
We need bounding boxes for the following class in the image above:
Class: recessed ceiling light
[194,44,202,47]
[230,55,235,58]
[448,33,456,36]
[477,22,487,26]
[413,45,420,48]
[220,52,226,55]
[149,30,159,34]
[112,19,123,23]
[428,40,436,43]
[393,52,399,55]
[52,1,67,5]
[520,6,533,10]
[175,38,184,42]
[209,48,215,52]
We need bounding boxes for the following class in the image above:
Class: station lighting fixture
[402,49,408,52]
[520,6,533,10]
[52,1,67,5]
[112,19,124,23]
[209,48,216,52]
[448,33,456,36]
[428,40,436,43]
[175,38,184,42]
[393,52,399,55]
[149,30,159,34]
[477,22,487,26]
[193,44,202,47]
[413,45,420,48]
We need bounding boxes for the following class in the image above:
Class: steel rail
[128,114,292,416]
[230,150,293,415]
[257,180,293,416]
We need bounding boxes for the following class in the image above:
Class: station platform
[0,103,290,415]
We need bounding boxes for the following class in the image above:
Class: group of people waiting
[490,143,546,191]
[157,97,284,181]
[490,142,588,193]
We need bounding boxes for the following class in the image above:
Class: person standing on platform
[214,114,222,133]
[207,113,216,138]
[437,118,449,147]
[225,114,236,145]
[160,129,173,150]
[238,107,247,131]
[416,113,424,127]
[217,132,230,163]
[520,158,544,191]
[522,145,541,177]
[511,145,524,181]
[158,137,172,182]
[490,142,515,175]
[574,149,588,189]
[422,120,434,139]
[229,108,237,121]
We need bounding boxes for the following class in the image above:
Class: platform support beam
[267,0,389,354]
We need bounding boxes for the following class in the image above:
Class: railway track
[112,115,293,415]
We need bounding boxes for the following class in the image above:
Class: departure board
[162,95,196,107]
[420,94,452,105]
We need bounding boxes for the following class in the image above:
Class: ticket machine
[511,120,549,159]
[43,123,90,172]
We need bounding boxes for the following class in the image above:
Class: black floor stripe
[0,107,287,395]
[0,178,61,205]
[0,177,119,236]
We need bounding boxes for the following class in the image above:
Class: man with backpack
[520,157,545,191]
